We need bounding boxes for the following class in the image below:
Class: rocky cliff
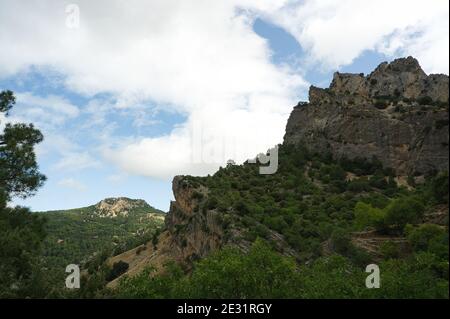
[284,57,449,175]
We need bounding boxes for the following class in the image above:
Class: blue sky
[0,1,448,212]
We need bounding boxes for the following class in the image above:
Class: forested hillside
[113,144,448,298]
[36,198,165,291]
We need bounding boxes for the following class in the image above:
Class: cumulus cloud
[0,0,448,179]
[261,0,449,74]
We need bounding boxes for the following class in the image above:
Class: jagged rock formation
[285,57,449,175]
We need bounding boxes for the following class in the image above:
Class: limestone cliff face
[162,176,224,265]
[285,57,449,175]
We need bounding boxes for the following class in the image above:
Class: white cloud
[0,0,448,179]
[5,92,79,128]
[0,0,306,178]
[53,152,101,171]
[57,178,87,192]
[16,92,79,118]
[260,0,449,74]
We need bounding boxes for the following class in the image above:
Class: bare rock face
[284,57,449,175]
[95,197,147,218]
[162,176,224,266]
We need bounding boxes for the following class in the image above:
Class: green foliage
[354,196,425,233]
[372,253,448,298]
[384,197,424,231]
[0,90,15,115]
[0,90,47,298]
[118,240,302,298]
[431,171,449,204]
[116,240,448,299]
[405,224,449,259]
[379,241,401,259]
[38,203,165,283]
[353,202,385,230]
[181,239,300,298]
[116,261,185,299]
[0,205,47,298]
[295,255,367,298]
[109,131,447,300]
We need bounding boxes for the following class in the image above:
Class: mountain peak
[311,56,448,105]
[95,197,149,218]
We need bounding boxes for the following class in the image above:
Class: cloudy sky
[0,0,448,211]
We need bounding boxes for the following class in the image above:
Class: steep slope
[284,56,449,175]
[37,197,165,278]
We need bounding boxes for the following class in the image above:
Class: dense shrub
[431,171,449,204]
[405,224,449,259]
[384,197,424,231]
[353,202,385,230]
[107,261,129,281]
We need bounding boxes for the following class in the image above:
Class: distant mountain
[36,197,165,282]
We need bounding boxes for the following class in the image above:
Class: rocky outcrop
[95,197,148,218]
[161,176,225,265]
[107,176,297,285]
[107,177,227,286]
[285,57,449,175]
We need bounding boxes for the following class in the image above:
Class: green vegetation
[1,90,48,298]
[36,201,165,289]
[1,88,448,299]
[114,144,448,299]
[116,240,448,299]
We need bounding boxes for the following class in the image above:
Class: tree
[179,239,301,298]
[384,197,424,232]
[0,91,46,200]
[353,202,385,230]
[0,90,47,298]
[405,224,449,259]
[431,171,449,204]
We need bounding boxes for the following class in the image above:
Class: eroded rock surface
[285,57,449,175]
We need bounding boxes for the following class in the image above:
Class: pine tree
[0,90,47,298]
